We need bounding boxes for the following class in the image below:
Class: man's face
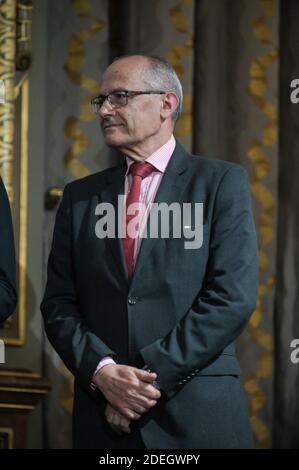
[98,58,165,150]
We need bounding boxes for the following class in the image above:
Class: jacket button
[128,296,137,305]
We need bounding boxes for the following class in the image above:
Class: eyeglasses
[91,90,166,114]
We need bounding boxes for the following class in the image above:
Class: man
[41,55,258,449]
[0,177,17,322]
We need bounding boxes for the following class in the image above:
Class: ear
[160,92,179,120]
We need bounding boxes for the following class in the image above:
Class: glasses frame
[91,90,167,113]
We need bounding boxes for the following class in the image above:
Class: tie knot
[129,161,155,179]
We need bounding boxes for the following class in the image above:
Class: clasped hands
[93,364,161,435]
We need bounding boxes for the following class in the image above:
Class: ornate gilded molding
[0,0,33,198]
[245,0,278,448]
[0,0,33,345]
[16,0,33,71]
[0,0,17,203]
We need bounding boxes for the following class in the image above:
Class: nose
[98,98,116,118]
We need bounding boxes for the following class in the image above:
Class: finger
[112,410,131,433]
[119,414,130,426]
[110,413,131,434]
[111,422,131,435]
[119,420,131,434]
[105,409,112,423]
[134,368,158,382]
[111,415,121,427]
[127,391,159,411]
[139,398,158,410]
[138,383,161,400]
[120,425,131,434]
[106,404,132,431]
[114,403,140,421]
[106,412,119,426]
[105,407,121,427]
[121,407,141,421]
[130,402,149,414]
[110,424,122,436]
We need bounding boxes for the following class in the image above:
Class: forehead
[100,60,148,93]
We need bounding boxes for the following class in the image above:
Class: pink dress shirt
[93,134,176,379]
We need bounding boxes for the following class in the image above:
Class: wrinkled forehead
[100,60,148,94]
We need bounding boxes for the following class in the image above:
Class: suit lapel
[132,142,191,283]
[99,161,129,285]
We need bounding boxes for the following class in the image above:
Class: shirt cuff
[96,356,116,373]
[90,356,116,390]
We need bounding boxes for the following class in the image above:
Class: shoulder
[175,141,247,180]
[188,153,247,179]
[62,164,123,198]
[181,151,249,194]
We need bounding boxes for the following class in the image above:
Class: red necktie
[123,161,155,278]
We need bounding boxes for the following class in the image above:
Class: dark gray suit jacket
[41,142,258,448]
[0,177,17,322]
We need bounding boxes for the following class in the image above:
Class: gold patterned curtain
[194,0,279,448]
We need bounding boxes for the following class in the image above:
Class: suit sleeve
[40,184,117,390]
[0,177,17,322]
[140,165,259,398]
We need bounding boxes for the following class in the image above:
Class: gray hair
[113,55,183,122]
[142,56,183,122]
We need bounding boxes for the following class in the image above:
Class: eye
[113,91,127,99]
[96,96,106,105]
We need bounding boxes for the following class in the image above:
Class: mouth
[103,123,123,130]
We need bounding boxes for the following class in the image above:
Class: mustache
[102,118,123,129]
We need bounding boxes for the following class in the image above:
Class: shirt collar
[125,134,176,176]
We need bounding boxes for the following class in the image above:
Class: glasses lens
[91,92,128,113]
[109,92,127,107]
[91,98,102,114]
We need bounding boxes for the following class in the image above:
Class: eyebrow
[98,88,127,96]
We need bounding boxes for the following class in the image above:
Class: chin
[104,133,131,148]
[103,129,127,147]
[104,136,125,147]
